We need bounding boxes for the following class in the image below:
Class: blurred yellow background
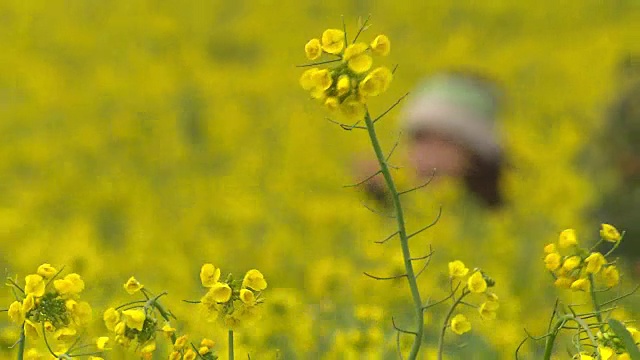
[1,1,639,358]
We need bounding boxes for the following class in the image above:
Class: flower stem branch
[228,329,235,360]
[364,109,424,360]
[437,289,470,360]
[16,326,25,360]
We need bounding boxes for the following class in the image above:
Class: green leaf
[608,318,640,359]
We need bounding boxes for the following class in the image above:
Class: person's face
[407,130,472,178]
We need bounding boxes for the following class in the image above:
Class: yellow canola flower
[340,95,365,120]
[121,309,146,331]
[626,326,640,343]
[370,34,391,56]
[324,97,339,112]
[161,323,176,338]
[54,273,85,295]
[174,334,189,350]
[205,282,233,303]
[201,338,215,348]
[554,276,573,289]
[22,294,35,314]
[123,276,144,294]
[584,252,606,274]
[304,38,322,60]
[467,271,487,293]
[343,42,372,73]
[54,327,76,341]
[300,68,320,91]
[37,264,57,279]
[598,346,616,360]
[242,269,267,291]
[602,266,620,287]
[479,300,499,320]
[558,229,578,248]
[579,354,594,360]
[103,308,120,331]
[336,75,351,96]
[544,253,561,271]
[543,243,556,254]
[200,264,221,288]
[450,314,471,335]
[24,320,39,338]
[570,278,590,292]
[321,29,345,54]
[96,336,110,350]
[24,274,45,297]
[359,67,393,97]
[183,349,197,360]
[43,321,54,332]
[448,260,469,278]
[8,301,24,324]
[198,346,210,355]
[619,353,631,360]
[169,351,181,360]
[140,340,156,354]
[239,288,256,305]
[562,256,582,272]
[114,321,126,336]
[600,224,622,243]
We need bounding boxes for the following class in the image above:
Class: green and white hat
[401,73,503,161]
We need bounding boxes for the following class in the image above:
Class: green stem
[364,110,423,359]
[16,326,25,360]
[228,329,234,360]
[588,274,605,334]
[437,290,469,360]
[543,315,599,360]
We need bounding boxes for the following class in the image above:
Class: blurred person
[595,54,640,269]
[361,70,505,210]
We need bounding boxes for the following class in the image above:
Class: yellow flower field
[1,1,639,359]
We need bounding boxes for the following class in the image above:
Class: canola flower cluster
[538,224,640,360]
[299,28,393,120]
[544,224,622,292]
[4,265,100,359]
[446,260,499,336]
[196,265,267,329]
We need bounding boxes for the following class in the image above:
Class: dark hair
[463,152,504,209]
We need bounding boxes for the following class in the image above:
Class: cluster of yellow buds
[169,334,218,360]
[446,260,499,335]
[4,264,92,345]
[103,276,174,359]
[299,27,393,120]
[197,264,267,328]
[543,224,622,292]
[573,326,640,360]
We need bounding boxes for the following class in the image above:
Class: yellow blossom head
[602,266,620,287]
[96,336,110,350]
[205,282,232,303]
[121,309,146,331]
[239,288,256,305]
[337,75,351,96]
[450,314,471,335]
[200,264,221,287]
[321,29,345,54]
[54,273,85,296]
[558,229,578,248]
[304,38,322,60]
[359,67,393,97]
[324,97,340,112]
[183,349,197,360]
[8,301,25,324]
[562,256,582,272]
[479,300,499,320]
[370,34,391,56]
[123,276,144,294]
[543,243,556,254]
[103,307,120,331]
[242,269,267,291]
[343,42,372,73]
[37,264,57,279]
[340,95,365,120]
[448,260,469,278]
[22,294,35,314]
[544,253,562,271]
[600,224,622,243]
[174,334,189,350]
[24,274,45,297]
[201,338,215,348]
[467,271,487,293]
[570,278,590,292]
[584,252,606,274]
